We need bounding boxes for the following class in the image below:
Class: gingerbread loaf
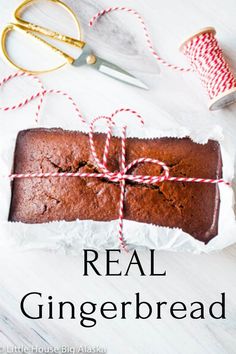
[9,128,222,243]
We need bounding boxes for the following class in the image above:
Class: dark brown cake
[9,128,222,243]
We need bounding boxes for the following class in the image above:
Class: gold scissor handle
[15,21,86,49]
[14,0,85,49]
[1,0,85,73]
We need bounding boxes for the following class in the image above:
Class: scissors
[1,0,148,89]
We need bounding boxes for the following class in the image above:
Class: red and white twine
[8,112,230,251]
[0,71,230,250]
[89,7,191,73]
[0,71,85,123]
[89,7,236,104]
[182,31,236,100]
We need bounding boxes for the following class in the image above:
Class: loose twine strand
[0,71,85,123]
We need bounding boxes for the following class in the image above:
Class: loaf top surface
[9,128,222,243]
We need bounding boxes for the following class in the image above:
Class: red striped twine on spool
[89,8,236,110]
[180,27,236,110]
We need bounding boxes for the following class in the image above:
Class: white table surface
[0,0,236,353]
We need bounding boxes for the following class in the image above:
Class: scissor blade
[94,57,149,90]
[73,44,148,89]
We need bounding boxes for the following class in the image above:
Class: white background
[0,0,236,353]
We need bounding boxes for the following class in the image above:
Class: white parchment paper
[0,103,235,255]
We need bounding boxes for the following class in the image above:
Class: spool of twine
[180,27,236,110]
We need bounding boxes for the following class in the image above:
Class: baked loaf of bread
[9,128,222,243]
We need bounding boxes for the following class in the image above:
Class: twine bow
[88,114,172,251]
